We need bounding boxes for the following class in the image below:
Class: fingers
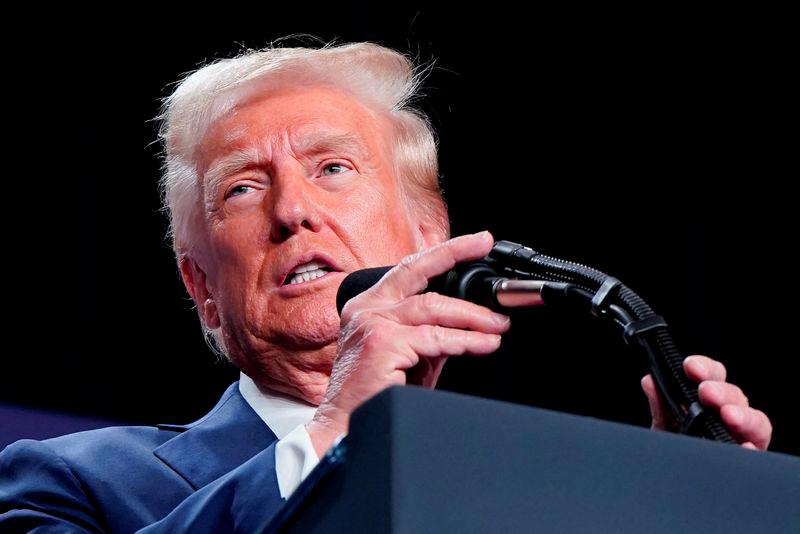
[316,232,505,457]
[640,374,676,431]
[405,355,447,388]
[351,291,510,360]
[643,355,773,451]
[698,379,771,450]
[719,405,772,450]
[370,231,495,303]
[698,381,749,408]
[404,325,503,358]
[384,292,511,334]
[683,355,727,382]
[347,310,504,371]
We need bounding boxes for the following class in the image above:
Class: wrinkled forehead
[196,84,394,174]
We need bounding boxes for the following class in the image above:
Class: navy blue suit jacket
[0,382,287,532]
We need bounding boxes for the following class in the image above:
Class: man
[0,41,772,532]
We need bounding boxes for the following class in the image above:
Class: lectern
[269,387,799,533]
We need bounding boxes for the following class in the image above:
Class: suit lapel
[153,382,278,489]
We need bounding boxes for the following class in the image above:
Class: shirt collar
[238,372,317,439]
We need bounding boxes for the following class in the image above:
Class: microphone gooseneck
[335,239,736,445]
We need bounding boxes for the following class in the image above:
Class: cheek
[336,186,418,262]
[207,220,267,306]
[209,213,265,265]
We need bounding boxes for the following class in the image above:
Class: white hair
[155,38,450,355]
[157,38,449,262]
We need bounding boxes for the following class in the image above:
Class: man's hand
[641,355,772,450]
[306,231,510,457]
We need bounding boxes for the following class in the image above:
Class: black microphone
[335,261,557,315]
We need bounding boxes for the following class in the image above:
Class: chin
[265,299,341,350]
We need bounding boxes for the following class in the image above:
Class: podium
[269,387,799,533]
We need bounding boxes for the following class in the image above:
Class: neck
[233,343,336,406]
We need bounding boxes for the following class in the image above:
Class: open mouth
[281,260,336,286]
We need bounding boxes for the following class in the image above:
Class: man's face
[188,85,436,399]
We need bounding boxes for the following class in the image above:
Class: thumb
[641,374,672,431]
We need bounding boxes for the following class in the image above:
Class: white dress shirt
[238,373,321,498]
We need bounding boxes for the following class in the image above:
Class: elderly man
[0,42,771,532]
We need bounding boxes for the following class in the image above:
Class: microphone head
[336,261,501,316]
[336,266,393,316]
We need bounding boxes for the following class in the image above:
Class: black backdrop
[4,7,796,455]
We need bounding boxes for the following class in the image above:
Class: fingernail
[494,313,511,326]
[476,230,491,239]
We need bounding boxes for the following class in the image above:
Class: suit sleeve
[1,439,286,533]
[0,440,104,533]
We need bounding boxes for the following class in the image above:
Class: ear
[179,256,221,329]
[414,214,449,251]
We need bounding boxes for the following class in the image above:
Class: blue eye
[322,163,348,176]
[227,185,252,198]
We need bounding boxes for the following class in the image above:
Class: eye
[225,184,253,198]
[322,163,350,176]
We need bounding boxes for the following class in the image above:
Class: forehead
[198,85,392,168]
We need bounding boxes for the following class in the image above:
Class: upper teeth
[293,261,324,274]
[287,261,329,285]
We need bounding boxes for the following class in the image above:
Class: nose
[267,169,322,243]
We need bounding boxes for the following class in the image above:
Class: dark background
[4,7,796,455]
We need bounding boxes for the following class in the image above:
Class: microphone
[336,239,738,444]
[335,261,559,316]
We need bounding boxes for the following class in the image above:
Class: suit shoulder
[48,425,173,453]
[1,425,178,474]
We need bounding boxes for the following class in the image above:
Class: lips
[284,261,332,285]
[277,252,343,287]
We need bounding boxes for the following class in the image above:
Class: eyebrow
[294,132,369,159]
[203,132,370,198]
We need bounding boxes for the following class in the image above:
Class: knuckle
[419,292,444,313]
[393,252,430,289]
[716,363,728,380]
[729,384,746,401]
[340,289,380,322]
[342,313,388,349]
[341,305,370,330]
[364,322,390,345]
[430,324,448,346]
[398,251,421,269]
[339,301,360,324]
[755,409,773,434]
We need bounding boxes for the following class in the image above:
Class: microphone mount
[469,240,736,444]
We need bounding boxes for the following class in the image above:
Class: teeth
[288,268,328,285]
[293,261,323,274]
